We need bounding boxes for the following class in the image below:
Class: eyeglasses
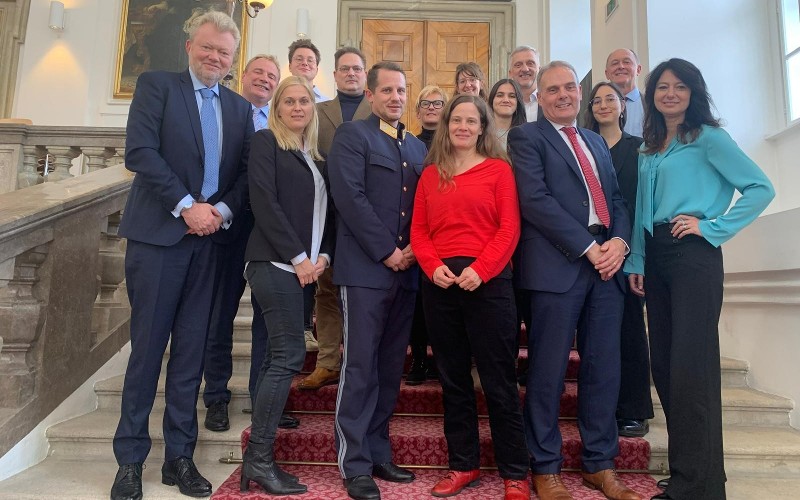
[337,65,364,74]
[292,56,317,66]
[457,77,479,86]
[419,99,444,109]
[590,96,621,107]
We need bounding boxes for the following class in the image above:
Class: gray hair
[187,11,241,50]
[536,60,579,89]
[510,45,538,61]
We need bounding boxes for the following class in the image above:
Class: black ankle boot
[406,358,426,385]
[240,441,307,494]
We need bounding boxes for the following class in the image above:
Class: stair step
[96,371,790,427]
[0,457,237,500]
[94,374,579,418]
[646,423,800,477]
[239,413,651,470]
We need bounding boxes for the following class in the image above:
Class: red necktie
[562,126,610,227]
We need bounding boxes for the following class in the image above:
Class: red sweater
[411,158,520,282]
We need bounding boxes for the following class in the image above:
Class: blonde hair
[187,11,241,50]
[416,85,449,109]
[267,77,322,160]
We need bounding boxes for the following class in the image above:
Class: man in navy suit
[508,61,641,500]
[111,11,252,500]
[328,62,427,500]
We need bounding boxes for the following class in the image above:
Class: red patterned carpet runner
[212,348,656,498]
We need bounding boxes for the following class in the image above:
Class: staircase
[1,292,799,499]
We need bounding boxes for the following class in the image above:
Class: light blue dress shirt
[623,87,644,137]
[624,125,775,276]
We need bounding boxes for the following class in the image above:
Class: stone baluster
[17,146,42,188]
[82,147,116,173]
[44,146,81,182]
[0,244,49,408]
[91,212,128,346]
[106,149,125,168]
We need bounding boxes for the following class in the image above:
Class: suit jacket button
[582,201,589,207]
[398,235,403,241]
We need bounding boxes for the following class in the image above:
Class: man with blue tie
[111,11,252,500]
[508,61,641,500]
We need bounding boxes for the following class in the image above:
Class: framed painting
[114,0,249,99]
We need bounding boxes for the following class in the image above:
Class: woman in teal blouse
[624,59,774,500]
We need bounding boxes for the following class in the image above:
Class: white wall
[549,0,592,79]
[12,0,339,127]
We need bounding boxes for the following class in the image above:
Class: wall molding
[0,0,30,118]
[724,269,800,306]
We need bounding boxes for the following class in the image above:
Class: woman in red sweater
[411,95,529,500]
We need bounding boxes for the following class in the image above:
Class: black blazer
[119,70,253,246]
[244,129,333,265]
[609,132,643,224]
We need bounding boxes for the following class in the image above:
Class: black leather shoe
[617,418,649,437]
[405,358,426,385]
[651,493,671,499]
[344,475,381,500]
[111,463,143,500]
[372,462,415,483]
[204,401,229,432]
[657,477,670,489]
[161,457,212,497]
[278,413,300,429]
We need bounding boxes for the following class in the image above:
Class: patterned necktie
[562,126,610,227]
[253,107,267,131]
[200,88,219,201]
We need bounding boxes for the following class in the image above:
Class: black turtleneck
[338,91,364,122]
[418,127,435,150]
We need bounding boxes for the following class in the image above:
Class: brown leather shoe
[581,469,641,500]
[531,473,573,500]
[297,367,339,390]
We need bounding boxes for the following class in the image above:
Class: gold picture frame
[114,0,249,99]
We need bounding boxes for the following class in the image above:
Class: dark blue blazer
[119,70,253,246]
[328,114,427,290]
[508,119,630,293]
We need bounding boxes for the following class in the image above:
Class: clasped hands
[382,245,416,272]
[294,256,327,287]
[183,202,223,236]
[586,237,627,281]
[432,265,482,291]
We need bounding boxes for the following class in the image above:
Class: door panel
[362,19,424,131]
[361,19,489,133]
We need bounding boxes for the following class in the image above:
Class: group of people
[110,9,775,500]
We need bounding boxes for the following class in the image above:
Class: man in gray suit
[298,46,371,391]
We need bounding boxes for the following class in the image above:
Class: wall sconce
[296,8,309,38]
[237,0,273,19]
[49,1,65,31]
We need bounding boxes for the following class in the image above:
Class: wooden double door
[361,19,489,132]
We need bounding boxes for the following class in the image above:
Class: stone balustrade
[0,124,126,194]
[0,165,132,458]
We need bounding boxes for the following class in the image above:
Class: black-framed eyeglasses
[590,96,621,107]
[419,99,444,109]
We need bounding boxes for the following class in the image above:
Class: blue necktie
[253,107,268,131]
[200,88,219,201]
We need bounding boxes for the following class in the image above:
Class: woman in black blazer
[240,76,332,496]
[584,81,655,439]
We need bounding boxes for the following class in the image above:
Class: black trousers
[422,257,528,479]
[408,274,429,362]
[645,224,726,500]
[616,289,654,420]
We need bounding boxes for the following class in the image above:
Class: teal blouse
[624,125,775,276]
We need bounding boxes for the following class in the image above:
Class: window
[781,0,800,121]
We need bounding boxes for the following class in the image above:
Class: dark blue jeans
[245,262,306,445]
